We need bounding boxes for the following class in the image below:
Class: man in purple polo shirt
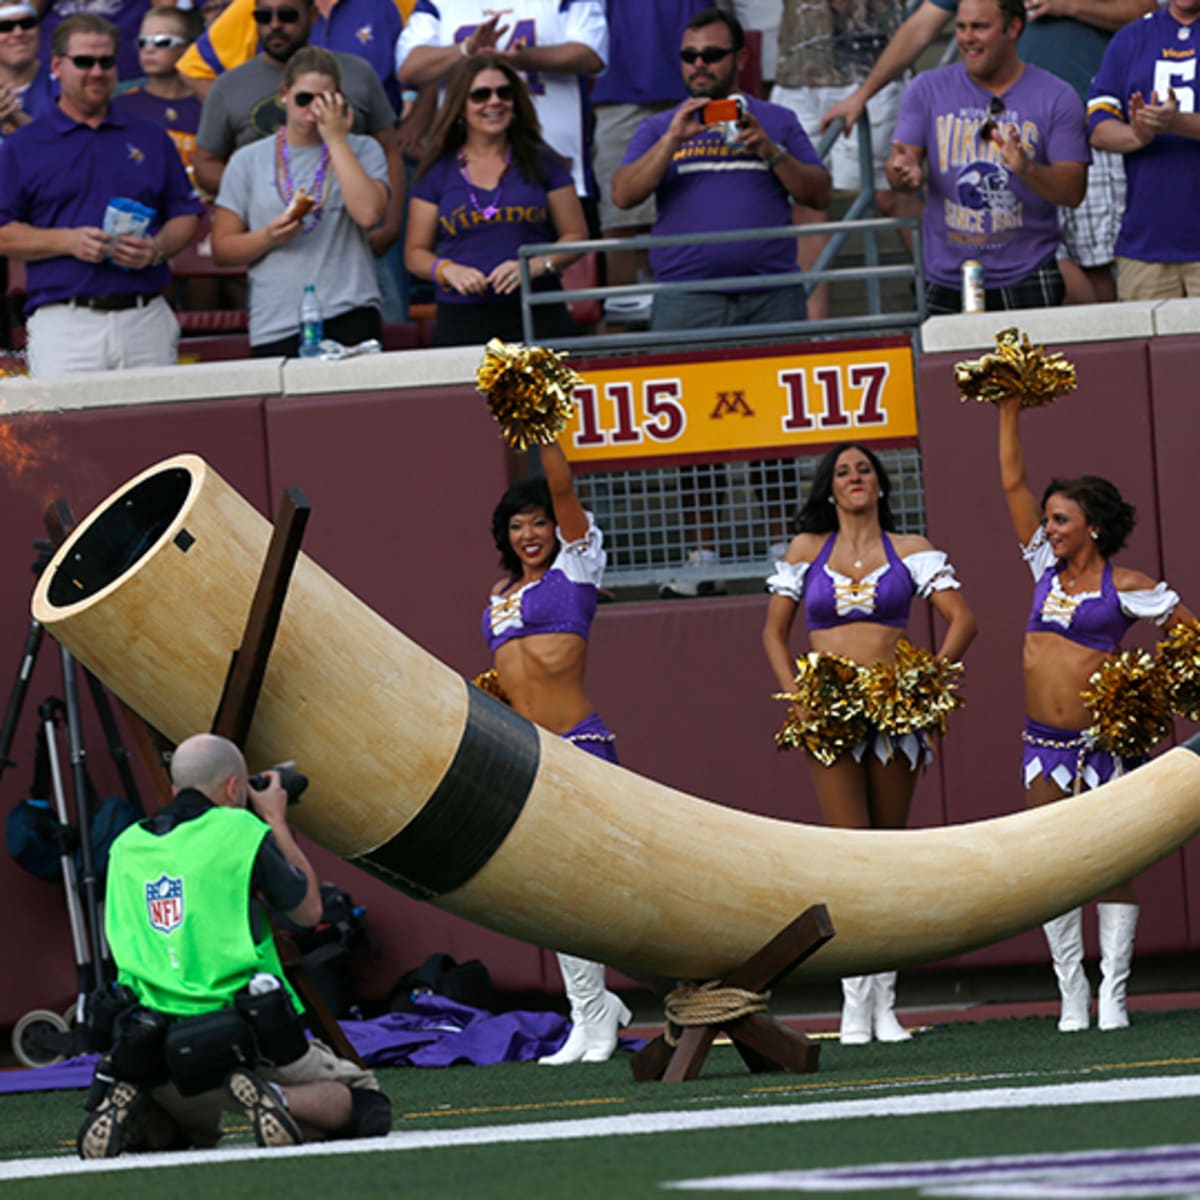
[886,0,1088,315]
[0,13,202,376]
[612,6,829,331]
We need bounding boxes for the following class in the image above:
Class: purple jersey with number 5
[1088,5,1200,263]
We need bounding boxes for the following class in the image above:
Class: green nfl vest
[105,805,299,1015]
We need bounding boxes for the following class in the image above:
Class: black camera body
[248,763,308,806]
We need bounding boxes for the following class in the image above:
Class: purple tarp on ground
[0,996,643,1094]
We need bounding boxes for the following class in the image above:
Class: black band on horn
[1183,732,1200,757]
[351,684,539,900]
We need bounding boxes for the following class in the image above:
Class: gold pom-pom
[773,652,868,766]
[953,327,1077,408]
[470,668,510,706]
[1155,620,1200,722]
[860,639,964,737]
[475,337,581,450]
[1081,649,1171,758]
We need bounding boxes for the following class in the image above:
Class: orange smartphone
[702,98,741,124]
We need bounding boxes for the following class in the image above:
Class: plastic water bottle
[299,284,323,358]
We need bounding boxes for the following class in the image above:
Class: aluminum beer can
[961,260,985,313]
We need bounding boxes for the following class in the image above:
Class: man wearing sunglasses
[886,0,1088,315]
[612,7,828,330]
[0,13,203,375]
[612,7,829,598]
[35,0,159,81]
[191,0,404,276]
[0,2,55,140]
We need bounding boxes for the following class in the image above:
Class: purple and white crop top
[765,532,961,629]
[1023,527,1178,652]
[482,512,605,653]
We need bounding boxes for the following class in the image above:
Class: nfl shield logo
[145,874,184,934]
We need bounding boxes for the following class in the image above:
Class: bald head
[170,734,247,805]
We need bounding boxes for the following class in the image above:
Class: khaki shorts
[1115,256,1200,301]
[769,80,901,194]
[594,100,675,233]
[144,1039,380,1147]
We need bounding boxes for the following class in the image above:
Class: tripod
[1,540,147,1068]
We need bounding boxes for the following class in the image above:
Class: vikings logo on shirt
[127,142,146,165]
[355,23,373,45]
[955,160,1018,215]
[145,873,184,934]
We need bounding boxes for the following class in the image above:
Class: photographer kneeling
[78,733,391,1159]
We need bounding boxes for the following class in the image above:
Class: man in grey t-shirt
[192,0,403,267]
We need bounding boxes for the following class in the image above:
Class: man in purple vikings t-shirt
[1087,0,1200,299]
[887,0,1088,315]
[612,6,829,331]
[0,13,202,375]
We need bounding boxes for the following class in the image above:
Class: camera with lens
[248,763,308,806]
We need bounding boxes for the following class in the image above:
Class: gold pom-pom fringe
[859,639,964,737]
[470,668,511,706]
[1081,649,1171,759]
[1155,619,1200,723]
[475,337,581,450]
[773,651,868,766]
[953,327,1077,408]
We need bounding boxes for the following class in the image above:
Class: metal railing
[516,113,928,353]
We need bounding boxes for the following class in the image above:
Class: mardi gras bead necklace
[275,129,330,232]
[456,145,511,220]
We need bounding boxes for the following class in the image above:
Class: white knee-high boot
[839,976,873,1045]
[538,954,631,1065]
[1097,902,1139,1031]
[871,972,912,1042]
[1042,908,1090,1032]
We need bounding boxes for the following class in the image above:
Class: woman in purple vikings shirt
[763,443,976,1046]
[482,440,630,1065]
[406,54,586,347]
[997,397,1194,1034]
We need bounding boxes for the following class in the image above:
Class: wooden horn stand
[633,905,834,1083]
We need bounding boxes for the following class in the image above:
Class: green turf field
[4,1009,1200,1198]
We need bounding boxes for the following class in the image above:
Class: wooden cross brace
[631,904,835,1084]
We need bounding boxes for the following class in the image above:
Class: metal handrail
[516,106,929,350]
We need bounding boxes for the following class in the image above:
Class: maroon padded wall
[1,332,1197,1026]
[0,398,272,1024]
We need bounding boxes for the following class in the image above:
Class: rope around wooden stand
[664,981,770,1046]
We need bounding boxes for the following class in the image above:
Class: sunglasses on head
[680,46,733,65]
[65,53,117,70]
[252,5,301,22]
[0,16,37,32]
[137,33,189,48]
[467,84,514,104]
[979,95,1005,140]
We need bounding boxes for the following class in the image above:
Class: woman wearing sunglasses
[210,45,388,356]
[405,53,586,347]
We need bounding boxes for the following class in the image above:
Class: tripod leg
[59,646,110,992]
[83,670,145,817]
[42,700,94,1012]
[0,619,45,779]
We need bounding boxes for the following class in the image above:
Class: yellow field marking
[402,1096,630,1120]
[748,1072,977,1096]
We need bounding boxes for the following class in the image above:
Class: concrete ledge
[0,357,285,413]
[1152,299,1200,337]
[921,301,1159,353]
[281,345,483,395]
